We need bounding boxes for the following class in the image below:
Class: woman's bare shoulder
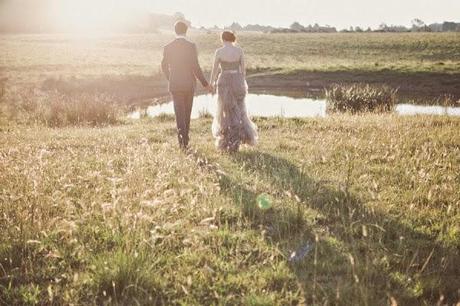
[215,46,226,54]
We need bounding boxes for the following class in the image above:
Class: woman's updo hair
[222,31,236,43]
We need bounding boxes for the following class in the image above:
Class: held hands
[206,84,216,95]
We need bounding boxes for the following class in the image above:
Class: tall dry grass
[326,83,398,113]
[1,116,459,304]
[3,87,120,126]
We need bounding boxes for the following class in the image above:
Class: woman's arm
[209,50,220,86]
[240,48,246,78]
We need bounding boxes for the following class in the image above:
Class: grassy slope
[1,115,459,305]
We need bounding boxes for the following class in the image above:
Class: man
[161,21,212,150]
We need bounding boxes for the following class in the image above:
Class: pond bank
[36,70,460,108]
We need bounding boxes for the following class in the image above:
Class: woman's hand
[209,84,216,95]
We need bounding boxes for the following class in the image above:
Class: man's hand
[205,84,214,94]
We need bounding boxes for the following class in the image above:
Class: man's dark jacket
[161,38,209,93]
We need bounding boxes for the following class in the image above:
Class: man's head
[175,21,188,36]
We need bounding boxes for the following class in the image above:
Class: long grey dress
[210,49,258,152]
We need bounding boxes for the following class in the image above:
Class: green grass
[1,32,459,108]
[1,32,459,84]
[1,115,459,305]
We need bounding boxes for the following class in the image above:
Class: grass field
[1,115,459,305]
[2,32,460,79]
[1,32,460,102]
[1,32,460,305]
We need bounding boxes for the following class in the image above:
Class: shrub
[434,94,460,107]
[325,83,398,113]
[154,113,176,122]
[198,109,213,119]
[3,87,120,126]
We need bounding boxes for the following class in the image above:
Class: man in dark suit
[161,21,212,149]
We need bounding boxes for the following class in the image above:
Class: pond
[129,94,460,119]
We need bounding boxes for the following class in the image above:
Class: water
[395,104,460,116]
[129,94,460,119]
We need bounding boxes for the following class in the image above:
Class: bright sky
[147,0,460,29]
[2,0,459,32]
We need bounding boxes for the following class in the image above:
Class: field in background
[1,32,460,104]
[2,32,460,79]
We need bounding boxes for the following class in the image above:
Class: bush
[154,113,176,122]
[326,83,398,113]
[3,87,120,126]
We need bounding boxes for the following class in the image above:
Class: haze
[1,0,459,32]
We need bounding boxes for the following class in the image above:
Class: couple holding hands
[161,21,258,152]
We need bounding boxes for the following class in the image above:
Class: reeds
[4,88,119,126]
[326,83,398,113]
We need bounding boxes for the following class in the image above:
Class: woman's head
[221,31,236,43]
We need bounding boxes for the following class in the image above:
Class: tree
[290,22,305,32]
[379,23,388,32]
[411,18,426,31]
[174,12,185,20]
[173,12,191,27]
[442,21,457,32]
[228,22,243,31]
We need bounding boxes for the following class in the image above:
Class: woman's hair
[221,31,236,42]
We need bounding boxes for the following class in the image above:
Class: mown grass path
[1,115,459,305]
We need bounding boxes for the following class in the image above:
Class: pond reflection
[129,94,460,119]
[396,104,460,116]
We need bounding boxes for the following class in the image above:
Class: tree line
[220,19,460,34]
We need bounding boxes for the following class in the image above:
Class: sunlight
[51,0,134,33]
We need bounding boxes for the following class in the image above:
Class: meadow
[1,115,459,305]
[2,32,460,79]
[0,32,460,305]
[1,32,460,104]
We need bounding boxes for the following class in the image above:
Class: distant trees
[442,22,458,32]
[149,12,191,31]
[369,18,459,33]
[273,22,336,33]
[375,22,413,33]
[290,22,305,32]
[243,24,274,33]
[228,22,243,32]
[411,19,430,32]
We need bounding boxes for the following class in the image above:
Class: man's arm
[191,44,209,88]
[161,47,170,80]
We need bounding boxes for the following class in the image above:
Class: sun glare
[51,0,134,33]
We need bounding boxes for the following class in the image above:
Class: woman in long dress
[209,31,258,152]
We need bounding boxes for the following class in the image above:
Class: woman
[210,31,258,152]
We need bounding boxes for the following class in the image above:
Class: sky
[147,0,460,29]
[1,0,459,31]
